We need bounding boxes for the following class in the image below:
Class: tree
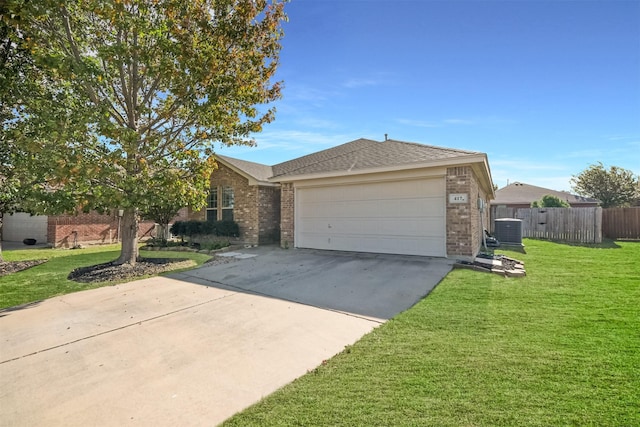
[571,163,638,208]
[1,8,76,261]
[531,194,570,208]
[6,0,286,265]
[141,202,184,244]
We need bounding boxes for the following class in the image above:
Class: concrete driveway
[0,247,453,426]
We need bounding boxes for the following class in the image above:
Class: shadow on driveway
[172,246,454,321]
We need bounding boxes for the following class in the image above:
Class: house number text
[449,193,468,204]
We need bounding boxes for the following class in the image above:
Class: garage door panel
[301,181,443,202]
[299,217,445,237]
[296,178,446,257]
[299,233,445,257]
[300,198,444,219]
[2,212,48,243]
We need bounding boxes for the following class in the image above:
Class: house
[491,182,600,209]
[1,209,188,248]
[192,138,495,260]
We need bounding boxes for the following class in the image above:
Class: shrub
[170,220,239,239]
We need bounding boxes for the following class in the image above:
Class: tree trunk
[115,208,139,265]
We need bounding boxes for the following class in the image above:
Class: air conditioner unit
[493,218,523,245]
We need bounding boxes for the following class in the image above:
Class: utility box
[494,218,523,245]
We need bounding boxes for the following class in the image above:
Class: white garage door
[2,212,48,243]
[296,178,446,257]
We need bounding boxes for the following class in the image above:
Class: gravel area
[0,260,48,277]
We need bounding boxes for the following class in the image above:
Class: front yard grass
[223,239,640,426]
[0,245,211,310]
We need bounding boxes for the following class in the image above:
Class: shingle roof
[271,138,481,178]
[492,182,599,206]
[215,138,487,184]
[216,155,274,182]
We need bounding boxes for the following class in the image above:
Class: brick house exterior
[190,157,281,245]
[195,139,494,260]
[47,211,158,248]
[2,208,188,248]
[445,166,490,258]
[279,182,295,248]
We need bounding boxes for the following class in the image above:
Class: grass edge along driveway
[223,239,640,426]
[0,245,211,310]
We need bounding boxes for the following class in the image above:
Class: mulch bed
[68,258,197,283]
[0,260,48,277]
[1,251,237,283]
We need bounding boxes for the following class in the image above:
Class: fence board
[491,207,602,244]
[602,207,640,239]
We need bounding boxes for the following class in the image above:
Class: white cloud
[604,134,639,141]
[282,83,335,104]
[489,158,573,191]
[342,78,381,88]
[443,118,475,125]
[397,116,515,129]
[396,118,440,128]
[216,129,363,164]
[294,117,339,129]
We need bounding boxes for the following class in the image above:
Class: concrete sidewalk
[1,277,379,426]
[0,248,452,425]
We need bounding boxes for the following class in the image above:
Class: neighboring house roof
[492,182,599,206]
[271,138,482,178]
[215,138,495,197]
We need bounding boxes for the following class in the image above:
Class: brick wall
[203,162,258,244]
[446,166,489,259]
[258,186,281,244]
[190,162,286,245]
[47,210,156,248]
[280,182,294,248]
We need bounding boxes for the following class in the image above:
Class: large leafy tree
[5,0,286,265]
[571,163,639,208]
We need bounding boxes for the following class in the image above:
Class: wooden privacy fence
[602,207,640,239]
[491,207,602,244]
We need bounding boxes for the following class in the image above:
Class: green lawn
[0,245,211,309]
[223,239,640,426]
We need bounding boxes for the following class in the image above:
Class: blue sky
[217,0,640,192]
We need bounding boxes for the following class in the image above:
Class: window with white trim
[206,188,218,222]
[221,186,234,221]
[206,186,234,221]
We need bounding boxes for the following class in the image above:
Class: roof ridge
[272,138,376,177]
[386,139,481,155]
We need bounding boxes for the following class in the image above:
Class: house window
[206,188,218,222]
[221,186,234,221]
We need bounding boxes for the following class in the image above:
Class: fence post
[594,207,602,243]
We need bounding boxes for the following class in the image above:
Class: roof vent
[384,133,388,141]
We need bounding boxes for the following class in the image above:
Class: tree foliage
[1,8,76,260]
[4,0,287,264]
[141,199,184,243]
[571,163,638,208]
[531,194,570,208]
